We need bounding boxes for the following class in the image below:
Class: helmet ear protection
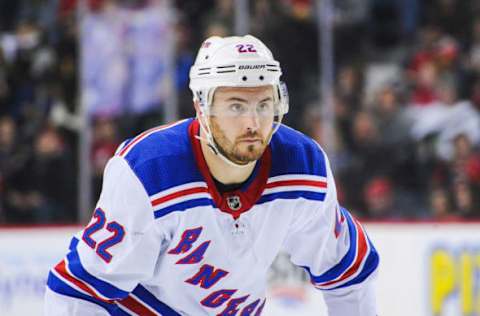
[189,35,289,167]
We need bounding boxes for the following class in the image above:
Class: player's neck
[200,137,256,185]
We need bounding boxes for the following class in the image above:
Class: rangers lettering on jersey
[168,226,264,314]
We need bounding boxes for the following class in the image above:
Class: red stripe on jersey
[320,219,368,287]
[117,295,158,316]
[54,260,114,304]
[265,179,327,189]
[151,187,209,207]
[119,121,180,157]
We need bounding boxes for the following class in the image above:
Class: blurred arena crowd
[0,0,479,223]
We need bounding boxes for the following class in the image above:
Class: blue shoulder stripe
[66,237,130,299]
[47,272,130,315]
[257,191,326,205]
[154,198,214,219]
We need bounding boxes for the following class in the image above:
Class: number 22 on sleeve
[82,208,126,263]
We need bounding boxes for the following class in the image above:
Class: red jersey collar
[188,119,271,219]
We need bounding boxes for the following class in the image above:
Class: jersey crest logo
[227,195,242,211]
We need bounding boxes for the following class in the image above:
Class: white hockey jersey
[45,118,379,316]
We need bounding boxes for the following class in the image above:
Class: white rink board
[1,223,480,316]
[0,227,79,316]
[265,223,480,316]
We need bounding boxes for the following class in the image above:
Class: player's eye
[257,102,269,111]
[229,103,247,114]
[256,102,273,115]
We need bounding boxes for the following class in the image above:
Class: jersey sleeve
[45,156,165,315]
[282,150,380,316]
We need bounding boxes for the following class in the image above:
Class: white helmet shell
[189,35,289,115]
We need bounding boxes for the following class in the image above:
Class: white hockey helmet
[189,35,289,167]
[189,34,289,115]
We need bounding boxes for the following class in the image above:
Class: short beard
[210,118,266,165]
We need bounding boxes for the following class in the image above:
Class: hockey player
[45,35,379,315]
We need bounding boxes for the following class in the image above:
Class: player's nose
[242,111,260,131]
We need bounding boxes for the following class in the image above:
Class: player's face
[209,86,275,165]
